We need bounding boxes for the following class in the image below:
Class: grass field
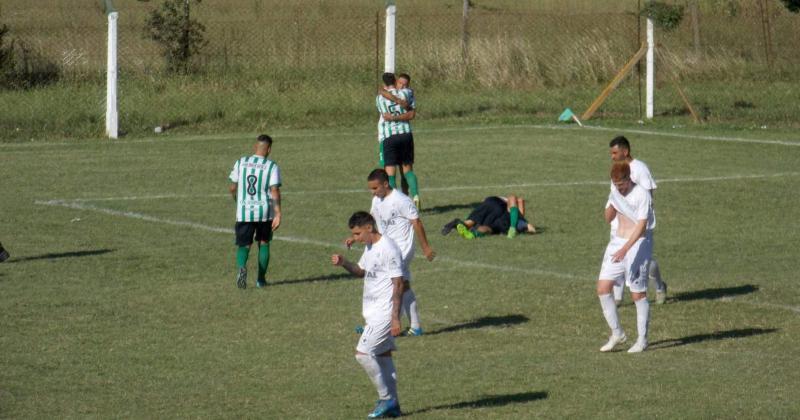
[1,122,799,418]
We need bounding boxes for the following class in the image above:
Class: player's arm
[611,219,647,262]
[228,183,237,203]
[270,186,281,231]
[331,254,365,277]
[379,88,410,109]
[604,204,617,224]
[382,109,416,122]
[390,276,405,336]
[411,218,436,261]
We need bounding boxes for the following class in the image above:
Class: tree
[145,0,208,73]
[640,1,685,32]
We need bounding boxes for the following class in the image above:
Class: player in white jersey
[332,211,404,418]
[348,168,435,337]
[597,162,654,353]
[228,134,282,289]
[609,136,667,305]
[377,72,422,209]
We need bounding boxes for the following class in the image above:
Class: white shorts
[401,257,412,282]
[598,235,653,293]
[356,319,396,355]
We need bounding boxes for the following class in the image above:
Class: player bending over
[442,195,536,239]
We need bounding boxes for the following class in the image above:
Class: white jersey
[402,87,416,110]
[370,189,419,259]
[609,158,656,233]
[357,236,404,323]
[608,183,655,235]
[229,155,281,222]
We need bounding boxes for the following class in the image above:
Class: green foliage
[0,23,60,90]
[640,1,685,31]
[781,0,800,13]
[144,0,208,73]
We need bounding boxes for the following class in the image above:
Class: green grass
[1,122,799,418]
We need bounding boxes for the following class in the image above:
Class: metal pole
[384,1,396,73]
[106,12,118,139]
[645,2,655,120]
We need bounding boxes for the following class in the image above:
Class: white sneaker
[600,333,627,352]
[627,339,648,353]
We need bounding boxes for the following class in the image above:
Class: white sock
[402,289,420,329]
[377,356,398,401]
[634,297,650,342]
[355,354,390,400]
[612,283,624,302]
[598,294,623,336]
[649,259,665,291]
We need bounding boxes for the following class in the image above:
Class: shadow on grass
[650,328,778,350]
[406,391,548,415]
[426,314,529,335]
[422,202,481,216]
[671,284,759,302]
[7,249,114,263]
[270,273,353,286]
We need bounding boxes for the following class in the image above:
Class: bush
[781,0,800,13]
[0,24,61,90]
[144,0,208,73]
[640,1,685,32]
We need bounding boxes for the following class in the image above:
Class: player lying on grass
[441,195,536,239]
[0,242,9,263]
[332,211,404,418]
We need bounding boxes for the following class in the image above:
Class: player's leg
[613,283,624,306]
[400,133,420,209]
[356,323,400,417]
[0,241,9,263]
[507,195,520,238]
[626,238,652,353]
[255,224,274,288]
[650,258,667,304]
[400,269,422,335]
[234,223,254,289]
[383,136,399,188]
[598,239,627,351]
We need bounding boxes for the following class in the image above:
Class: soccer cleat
[627,339,648,353]
[368,398,401,418]
[406,327,423,336]
[256,279,267,288]
[600,332,627,352]
[355,325,365,334]
[412,195,421,211]
[656,282,668,305]
[0,246,8,263]
[441,218,463,235]
[507,227,518,239]
[456,223,475,240]
[236,267,247,289]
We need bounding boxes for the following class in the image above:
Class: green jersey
[229,155,281,222]
[376,88,412,142]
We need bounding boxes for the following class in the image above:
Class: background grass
[1,122,799,418]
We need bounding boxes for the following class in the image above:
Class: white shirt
[357,236,404,323]
[608,183,655,235]
[370,189,419,259]
[609,158,657,232]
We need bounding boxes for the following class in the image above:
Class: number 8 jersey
[229,155,282,222]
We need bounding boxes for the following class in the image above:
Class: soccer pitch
[1,123,799,418]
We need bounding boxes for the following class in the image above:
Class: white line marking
[39,172,800,204]
[582,124,800,147]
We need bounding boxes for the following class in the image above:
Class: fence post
[461,0,470,68]
[645,1,654,120]
[105,3,118,139]
[690,0,701,55]
[758,0,774,70]
[384,0,396,73]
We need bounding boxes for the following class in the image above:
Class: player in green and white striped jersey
[228,134,282,289]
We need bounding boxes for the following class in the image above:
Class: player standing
[228,134,282,289]
[332,211,404,418]
[608,136,667,305]
[597,162,654,353]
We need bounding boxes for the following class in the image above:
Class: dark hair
[609,135,630,150]
[348,211,377,229]
[382,72,396,86]
[367,168,389,184]
[610,162,631,181]
[397,72,411,82]
[257,134,273,145]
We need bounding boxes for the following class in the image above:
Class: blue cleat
[405,327,423,337]
[355,325,365,334]
[368,398,401,418]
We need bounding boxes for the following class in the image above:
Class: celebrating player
[442,195,536,239]
[608,136,667,305]
[332,211,404,418]
[597,162,654,353]
[228,134,282,289]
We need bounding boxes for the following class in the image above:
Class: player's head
[367,168,392,198]
[609,135,631,162]
[397,73,411,89]
[255,134,272,156]
[382,72,396,87]
[610,162,633,194]
[348,211,378,244]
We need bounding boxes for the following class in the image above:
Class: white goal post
[384,0,396,73]
[104,0,118,139]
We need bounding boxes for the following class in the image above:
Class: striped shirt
[229,155,281,222]
[376,88,412,142]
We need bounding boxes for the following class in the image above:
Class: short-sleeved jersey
[229,155,281,222]
[609,158,657,232]
[402,88,416,110]
[376,88,413,142]
[608,183,655,234]
[357,236,404,323]
[370,189,419,259]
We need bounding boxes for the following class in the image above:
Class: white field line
[40,171,800,204]
[34,199,581,281]
[3,123,800,149]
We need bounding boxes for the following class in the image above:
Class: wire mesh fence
[2,0,799,137]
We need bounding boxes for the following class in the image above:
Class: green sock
[405,171,419,197]
[509,207,520,233]
[472,228,486,238]
[388,175,397,189]
[236,246,250,268]
[258,243,270,281]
